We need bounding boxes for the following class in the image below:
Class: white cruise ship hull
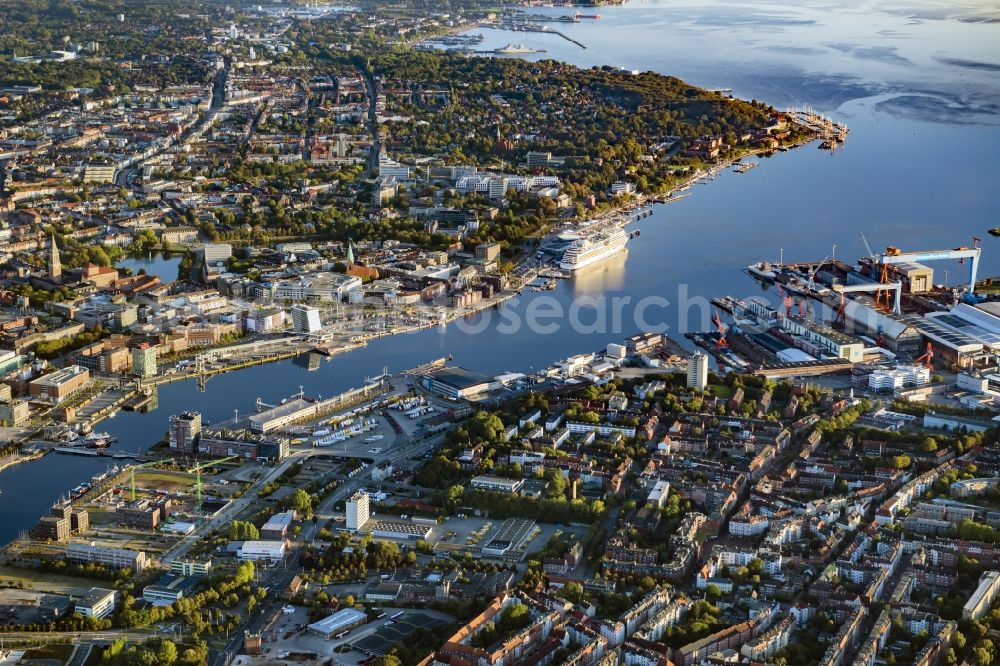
[560,242,627,271]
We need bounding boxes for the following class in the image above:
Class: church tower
[48,234,62,284]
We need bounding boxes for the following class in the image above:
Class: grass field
[0,564,109,595]
[23,643,75,663]
[135,470,197,491]
[709,384,733,399]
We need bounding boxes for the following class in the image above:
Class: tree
[705,584,721,601]
[372,657,402,666]
[288,488,314,515]
[562,582,584,604]
[229,520,259,540]
[157,639,178,665]
[921,436,938,453]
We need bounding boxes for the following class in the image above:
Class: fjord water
[2,0,998,543]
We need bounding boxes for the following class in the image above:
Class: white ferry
[559,227,629,271]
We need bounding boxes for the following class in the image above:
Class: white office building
[687,351,709,390]
[868,365,930,393]
[290,304,322,334]
[346,491,370,531]
[272,273,361,303]
[235,540,286,562]
[75,588,116,619]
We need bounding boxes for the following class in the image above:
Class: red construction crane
[915,342,934,369]
[776,284,793,315]
[833,290,847,328]
[714,311,729,349]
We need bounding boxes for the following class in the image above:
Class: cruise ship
[560,227,629,271]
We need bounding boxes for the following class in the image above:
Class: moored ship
[560,227,629,271]
[748,261,777,281]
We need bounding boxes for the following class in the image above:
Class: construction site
[694,237,1000,391]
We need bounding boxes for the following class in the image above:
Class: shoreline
[5,130,821,468]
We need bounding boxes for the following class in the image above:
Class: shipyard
[693,239,1000,390]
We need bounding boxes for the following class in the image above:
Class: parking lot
[352,610,448,657]
[238,605,453,666]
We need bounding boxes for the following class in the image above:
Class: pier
[483,21,587,49]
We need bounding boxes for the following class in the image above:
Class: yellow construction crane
[189,456,240,512]
[127,459,174,502]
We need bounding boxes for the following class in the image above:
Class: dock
[484,21,587,49]
[710,296,743,315]
[51,446,143,460]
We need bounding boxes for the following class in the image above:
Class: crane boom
[860,233,875,259]
[189,456,240,513]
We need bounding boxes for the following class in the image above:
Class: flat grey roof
[424,366,491,389]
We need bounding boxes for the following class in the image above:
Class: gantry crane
[188,456,239,512]
[832,282,903,315]
[880,240,982,295]
[127,459,174,502]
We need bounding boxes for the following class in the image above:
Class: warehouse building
[366,520,432,541]
[261,510,297,540]
[779,315,865,363]
[36,501,89,541]
[248,398,317,434]
[842,301,923,356]
[419,366,493,400]
[900,315,985,368]
[233,540,286,562]
[198,435,287,460]
[28,365,90,403]
[470,475,525,494]
[36,515,71,541]
[307,608,367,639]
